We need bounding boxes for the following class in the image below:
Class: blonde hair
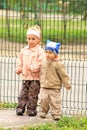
[27,25,41,39]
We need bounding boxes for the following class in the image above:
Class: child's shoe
[28,111,37,116]
[39,112,46,118]
[53,116,60,121]
[16,109,23,116]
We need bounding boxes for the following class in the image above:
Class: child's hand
[26,64,30,71]
[16,70,21,75]
[66,86,71,90]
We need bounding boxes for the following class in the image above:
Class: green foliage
[56,116,79,128]
[21,116,87,130]
[0,102,17,108]
[0,128,11,130]
[68,0,87,14]
[56,116,87,129]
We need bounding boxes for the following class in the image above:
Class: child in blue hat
[38,40,71,121]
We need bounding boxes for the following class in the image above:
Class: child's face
[27,34,40,48]
[45,50,56,60]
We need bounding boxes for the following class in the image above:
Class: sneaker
[28,111,37,116]
[39,112,46,118]
[53,116,60,121]
[16,109,23,116]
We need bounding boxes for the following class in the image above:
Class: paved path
[0,109,53,129]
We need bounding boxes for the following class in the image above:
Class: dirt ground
[0,39,87,60]
[0,109,54,129]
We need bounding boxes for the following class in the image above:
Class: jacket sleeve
[57,61,71,89]
[16,51,23,73]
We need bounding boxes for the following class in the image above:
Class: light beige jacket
[40,57,71,90]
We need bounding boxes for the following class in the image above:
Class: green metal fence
[0,0,87,116]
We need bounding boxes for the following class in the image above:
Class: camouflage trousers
[16,80,40,114]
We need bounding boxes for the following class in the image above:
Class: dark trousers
[16,80,40,114]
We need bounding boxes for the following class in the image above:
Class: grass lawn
[21,116,87,130]
[0,17,87,44]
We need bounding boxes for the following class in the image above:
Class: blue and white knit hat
[45,40,61,55]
